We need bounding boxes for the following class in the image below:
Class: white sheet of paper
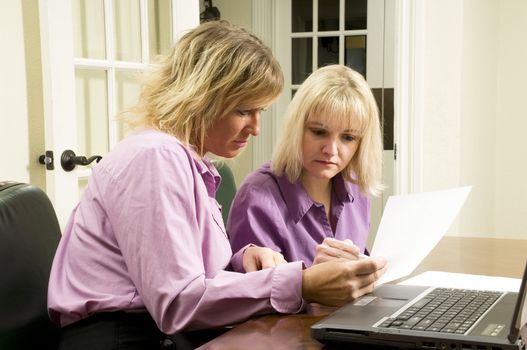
[399,271,521,292]
[370,186,471,285]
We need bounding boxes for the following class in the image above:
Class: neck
[300,173,332,204]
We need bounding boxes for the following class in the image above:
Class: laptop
[311,260,527,350]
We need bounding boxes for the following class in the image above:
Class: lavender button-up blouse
[228,162,371,265]
[47,130,303,334]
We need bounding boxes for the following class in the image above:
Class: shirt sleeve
[228,243,254,273]
[104,145,303,333]
[228,179,287,257]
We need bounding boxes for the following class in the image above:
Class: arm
[228,179,286,258]
[107,145,303,333]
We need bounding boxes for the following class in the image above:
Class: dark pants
[58,312,212,350]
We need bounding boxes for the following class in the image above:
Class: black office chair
[212,160,237,226]
[0,181,61,349]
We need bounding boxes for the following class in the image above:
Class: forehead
[239,93,277,109]
[306,112,360,132]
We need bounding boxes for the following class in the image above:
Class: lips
[233,139,248,148]
[315,160,337,165]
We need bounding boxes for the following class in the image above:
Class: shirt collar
[272,167,355,224]
[333,172,355,204]
[193,154,221,197]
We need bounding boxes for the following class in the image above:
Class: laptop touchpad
[371,297,408,308]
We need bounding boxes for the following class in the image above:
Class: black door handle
[61,149,102,172]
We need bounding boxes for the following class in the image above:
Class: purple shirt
[47,130,303,333]
[228,162,371,265]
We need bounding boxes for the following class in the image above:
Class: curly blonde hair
[272,65,383,196]
[124,20,283,155]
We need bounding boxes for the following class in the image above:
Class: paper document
[370,186,471,285]
[399,271,521,292]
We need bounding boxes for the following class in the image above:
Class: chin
[219,150,241,159]
[306,170,335,180]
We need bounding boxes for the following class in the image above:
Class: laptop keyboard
[378,288,503,334]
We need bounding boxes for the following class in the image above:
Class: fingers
[243,246,286,271]
[273,252,287,266]
[259,252,278,269]
[340,257,387,295]
[316,238,361,261]
[244,257,259,272]
[301,256,389,306]
[349,256,387,276]
[324,237,359,253]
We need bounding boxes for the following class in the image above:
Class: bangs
[245,68,283,107]
[306,90,369,137]
[222,60,283,115]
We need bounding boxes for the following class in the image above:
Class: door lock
[38,150,54,170]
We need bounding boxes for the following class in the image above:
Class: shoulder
[344,180,371,207]
[237,161,278,191]
[97,129,196,180]
[116,129,192,161]
[234,162,284,205]
[88,131,203,203]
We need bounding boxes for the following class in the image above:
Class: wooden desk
[200,237,527,350]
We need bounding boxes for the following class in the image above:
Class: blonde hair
[272,65,383,196]
[123,20,283,155]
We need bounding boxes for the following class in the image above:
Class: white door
[38,0,199,228]
[273,0,395,245]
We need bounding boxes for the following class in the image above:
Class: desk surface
[200,236,527,350]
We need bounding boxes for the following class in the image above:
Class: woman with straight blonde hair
[47,23,386,349]
[229,64,385,267]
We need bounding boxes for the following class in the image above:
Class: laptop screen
[508,259,527,343]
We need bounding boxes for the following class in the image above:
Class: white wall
[421,0,526,238]
[458,0,499,237]
[495,0,527,239]
[0,2,31,183]
[1,1,46,189]
[421,1,463,198]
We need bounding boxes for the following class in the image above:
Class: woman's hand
[312,237,361,265]
[243,245,287,272]
[302,256,387,306]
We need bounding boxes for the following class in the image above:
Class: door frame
[39,0,78,226]
[252,0,426,196]
[393,0,425,195]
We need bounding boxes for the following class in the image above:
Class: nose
[322,138,338,156]
[247,110,261,136]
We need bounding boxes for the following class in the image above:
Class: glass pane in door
[115,70,141,141]
[148,0,172,58]
[345,0,367,30]
[292,38,312,84]
[114,0,142,61]
[292,0,313,32]
[318,0,339,31]
[75,69,109,159]
[318,36,339,67]
[73,0,106,59]
[345,35,366,77]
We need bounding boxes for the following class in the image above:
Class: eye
[236,109,251,117]
[341,134,356,142]
[309,127,327,137]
